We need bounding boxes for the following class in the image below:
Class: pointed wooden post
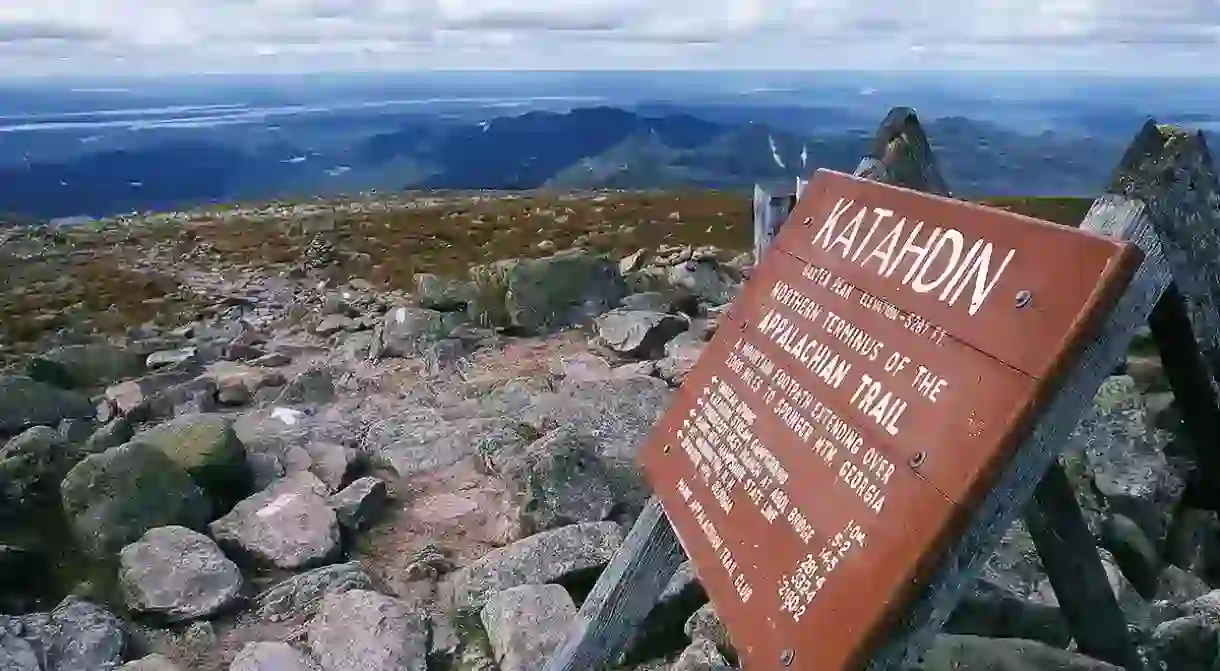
[1106,121,1220,512]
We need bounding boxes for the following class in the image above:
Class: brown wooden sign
[637,169,1143,671]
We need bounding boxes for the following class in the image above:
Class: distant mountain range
[0,105,1135,220]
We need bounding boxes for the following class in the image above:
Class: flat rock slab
[307,589,427,671]
[444,521,625,611]
[209,471,340,570]
[255,561,373,622]
[231,642,319,671]
[481,584,577,671]
[119,525,243,622]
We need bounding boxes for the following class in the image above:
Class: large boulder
[480,584,577,671]
[0,426,76,514]
[118,526,243,622]
[26,343,146,390]
[468,249,628,334]
[444,521,624,612]
[520,375,672,461]
[231,642,318,671]
[0,375,93,435]
[254,561,373,622]
[130,414,251,506]
[60,442,212,559]
[306,590,428,671]
[594,308,689,359]
[413,273,473,311]
[44,596,128,671]
[495,427,648,536]
[1071,375,1184,545]
[209,471,340,570]
[365,409,530,480]
[370,307,464,360]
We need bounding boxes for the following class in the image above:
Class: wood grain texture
[543,497,686,671]
[864,195,1169,671]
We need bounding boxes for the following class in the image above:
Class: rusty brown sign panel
[637,169,1142,671]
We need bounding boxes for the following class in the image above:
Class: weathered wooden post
[544,108,1220,671]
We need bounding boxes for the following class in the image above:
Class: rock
[0,426,75,514]
[329,477,388,530]
[619,249,648,275]
[118,526,243,622]
[1151,615,1219,669]
[231,642,318,671]
[402,544,455,583]
[305,441,355,492]
[26,343,146,390]
[918,635,1122,670]
[44,596,127,671]
[480,584,576,671]
[307,590,428,671]
[0,616,41,671]
[82,417,135,455]
[209,471,340,569]
[255,561,373,622]
[60,442,212,559]
[468,250,628,334]
[371,307,463,360]
[103,363,203,418]
[944,578,1069,648]
[146,348,199,370]
[619,291,672,312]
[671,639,733,671]
[130,414,251,506]
[275,367,336,406]
[0,375,94,435]
[252,352,291,367]
[656,332,705,387]
[117,654,182,670]
[1157,565,1212,602]
[685,604,730,652]
[664,261,736,306]
[0,545,53,613]
[315,315,355,336]
[521,375,671,461]
[594,308,689,359]
[1072,375,1184,545]
[549,352,615,382]
[495,427,648,536]
[413,273,473,311]
[366,410,529,480]
[445,521,624,611]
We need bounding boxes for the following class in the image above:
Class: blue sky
[1,0,1217,76]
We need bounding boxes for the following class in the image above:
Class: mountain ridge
[0,105,1131,220]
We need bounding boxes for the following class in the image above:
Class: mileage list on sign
[637,169,1142,671]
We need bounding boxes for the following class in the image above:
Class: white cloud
[0,0,1217,76]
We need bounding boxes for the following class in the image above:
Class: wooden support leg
[1148,285,1220,511]
[1023,461,1145,671]
[545,497,687,671]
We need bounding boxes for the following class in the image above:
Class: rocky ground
[0,191,1208,670]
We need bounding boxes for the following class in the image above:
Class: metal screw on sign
[663,444,671,454]
[802,216,813,226]
[780,649,795,666]
[910,451,927,469]
[1014,290,1032,308]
